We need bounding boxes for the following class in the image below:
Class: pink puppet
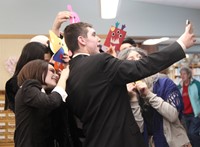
[67,4,80,24]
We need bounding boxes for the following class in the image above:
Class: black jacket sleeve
[20,79,62,110]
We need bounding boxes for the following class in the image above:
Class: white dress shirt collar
[73,53,90,58]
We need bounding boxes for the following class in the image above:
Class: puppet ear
[49,30,62,53]
[78,36,86,46]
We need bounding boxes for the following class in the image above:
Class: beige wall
[0,35,33,90]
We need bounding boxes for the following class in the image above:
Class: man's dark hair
[64,22,93,54]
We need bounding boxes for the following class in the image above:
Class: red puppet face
[104,25,126,52]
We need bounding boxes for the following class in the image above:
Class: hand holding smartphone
[186,19,190,25]
[186,19,193,33]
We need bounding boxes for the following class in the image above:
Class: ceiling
[131,0,200,44]
[134,0,200,10]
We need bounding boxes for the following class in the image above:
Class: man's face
[85,27,101,55]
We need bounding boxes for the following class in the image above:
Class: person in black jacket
[14,59,69,147]
[63,22,195,147]
[5,42,47,112]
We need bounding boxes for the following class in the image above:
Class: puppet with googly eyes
[104,22,127,52]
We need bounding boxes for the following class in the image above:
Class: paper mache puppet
[104,22,127,52]
[49,5,80,71]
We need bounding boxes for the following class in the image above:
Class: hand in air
[178,21,196,49]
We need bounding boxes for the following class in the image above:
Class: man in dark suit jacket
[63,22,195,147]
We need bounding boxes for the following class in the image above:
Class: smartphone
[186,19,190,25]
[186,19,193,33]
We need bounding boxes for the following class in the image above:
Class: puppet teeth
[110,38,119,44]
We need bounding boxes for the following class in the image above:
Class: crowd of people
[4,10,200,147]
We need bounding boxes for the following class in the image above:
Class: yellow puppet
[49,30,69,71]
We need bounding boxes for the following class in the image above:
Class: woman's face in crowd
[45,64,59,87]
[180,70,190,83]
[120,43,132,51]
[44,53,52,62]
[126,51,142,61]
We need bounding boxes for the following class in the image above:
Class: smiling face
[44,64,59,87]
